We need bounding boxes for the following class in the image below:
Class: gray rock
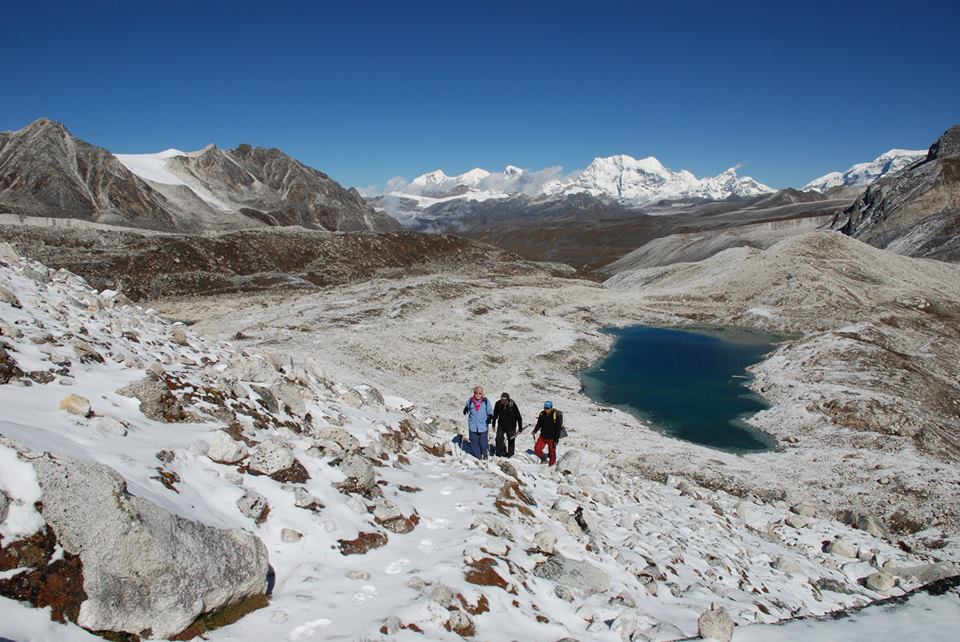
[533,555,610,596]
[280,528,303,543]
[207,430,249,464]
[697,606,734,642]
[252,382,306,417]
[533,529,557,554]
[293,487,322,509]
[556,450,582,475]
[0,490,8,524]
[407,576,427,591]
[373,498,403,523]
[380,615,401,635]
[840,508,891,540]
[91,415,129,436]
[171,326,190,347]
[825,538,859,558]
[865,571,896,592]
[26,447,269,639]
[882,561,957,584]
[790,503,817,517]
[236,489,270,524]
[347,569,371,580]
[471,513,514,540]
[431,583,458,607]
[785,513,811,529]
[445,610,474,636]
[0,242,21,266]
[772,556,802,575]
[247,440,296,476]
[814,578,854,595]
[0,286,21,308]
[315,426,360,452]
[338,453,375,489]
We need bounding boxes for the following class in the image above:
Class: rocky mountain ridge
[0,118,398,233]
[803,149,927,193]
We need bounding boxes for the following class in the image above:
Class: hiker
[492,392,523,457]
[531,400,562,466]
[462,385,493,460]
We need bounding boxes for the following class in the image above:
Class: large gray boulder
[532,554,610,596]
[697,605,734,641]
[29,449,270,639]
[207,429,248,464]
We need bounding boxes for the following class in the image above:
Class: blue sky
[4,0,958,190]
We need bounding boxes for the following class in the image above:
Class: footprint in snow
[440,486,454,496]
[352,584,379,603]
[418,539,435,553]
[422,517,450,530]
[453,502,471,512]
[385,559,410,574]
[288,618,332,640]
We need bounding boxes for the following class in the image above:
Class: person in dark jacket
[531,400,561,466]
[462,385,493,460]
[492,392,523,457]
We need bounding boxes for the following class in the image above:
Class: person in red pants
[532,400,562,466]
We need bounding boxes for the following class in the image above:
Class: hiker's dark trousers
[469,430,489,459]
[495,429,515,457]
[535,437,557,466]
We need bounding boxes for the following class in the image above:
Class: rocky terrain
[835,125,960,262]
[0,119,398,233]
[2,240,958,641]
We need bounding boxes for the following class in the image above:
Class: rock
[91,415,129,436]
[380,615,401,635]
[293,487,323,510]
[556,450,582,475]
[0,490,8,524]
[697,605,734,642]
[372,498,403,523]
[72,340,104,363]
[207,430,249,464]
[611,589,636,608]
[281,528,303,543]
[445,609,475,637]
[790,503,817,517]
[188,440,209,456]
[825,538,859,558]
[532,555,610,597]
[0,242,21,266]
[60,394,92,417]
[785,514,811,529]
[772,556,802,575]
[347,569,370,580]
[840,508,891,540]
[316,426,360,452]
[0,347,25,383]
[431,583,458,607]
[865,571,896,592]
[882,562,958,584]
[338,453,375,489]
[814,578,854,595]
[354,384,385,406]
[533,529,557,554]
[171,326,190,347]
[471,513,514,540]
[118,376,187,422]
[553,584,575,602]
[248,440,309,483]
[407,576,427,591]
[236,489,270,524]
[252,382,306,417]
[0,286,21,309]
[224,472,244,486]
[25,446,269,639]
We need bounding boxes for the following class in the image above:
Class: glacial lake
[581,325,781,452]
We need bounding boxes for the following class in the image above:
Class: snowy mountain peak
[504,164,524,176]
[803,148,926,192]
[410,169,450,188]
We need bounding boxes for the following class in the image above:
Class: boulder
[60,394,92,417]
[236,490,270,524]
[207,430,249,464]
[338,453,375,489]
[790,503,817,517]
[316,426,360,452]
[840,508,891,540]
[28,449,269,639]
[0,242,21,266]
[0,286,21,309]
[533,529,557,554]
[882,561,957,584]
[171,326,190,347]
[247,440,309,482]
[865,571,896,592]
[697,605,734,642]
[0,490,8,524]
[556,450,582,475]
[785,514,811,529]
[532,555,610,596]
[825,538,859,558]
[118,376,187,422]
[281,528,303,543]
[772,556,802,575]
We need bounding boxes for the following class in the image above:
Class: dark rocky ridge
[835,124,960,262]
[0,118,398,233]
[0,224,546,300]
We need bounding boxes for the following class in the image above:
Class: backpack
[553,409,567,440]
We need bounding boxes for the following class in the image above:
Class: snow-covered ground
[2,235,959,641]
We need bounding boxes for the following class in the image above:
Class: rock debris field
[1,232,960,640]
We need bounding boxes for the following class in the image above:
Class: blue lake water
[581,325,781,452]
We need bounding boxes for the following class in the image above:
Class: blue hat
[544,401,553,409]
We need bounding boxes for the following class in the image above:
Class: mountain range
[0,118,398,233]
[803,149,927,192]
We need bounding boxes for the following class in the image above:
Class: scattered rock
[0,347,25,384]
[697,605,734,642]
[532,555,610,597]
[790,503,817,517]
[171,326,190,347]
[236,490,270,525]
[785,514,811,529]
[825,538,859,558]
[281,528,303,543]
[882,561,958,584]
[347,570,370,580]
[554,584,575,602]
[207,430,249,464]
[0,491,8,524]
[772,556,802,575]
[444,609,476,637]
[865,571,896,592]
[247,440,310,483]
[813,578,854,595]
[532,529,557,554]
[432,583,458,607]
[338,453,376,489]
[315,426,361,452]
[118,375,188,422]
[0,242,21,266]
[0,286,21,309]
[840,508,891,540]
[59,394,92,417]
[71,340,104,364]
[338,531,388,555]
[293,487,324,511]
[380,615,401,635]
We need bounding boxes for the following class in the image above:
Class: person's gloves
[463,406,468,416]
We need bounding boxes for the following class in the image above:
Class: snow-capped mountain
[803,149,926,193]
[386,155,773,208]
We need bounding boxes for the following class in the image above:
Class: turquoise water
[581,325,780,452]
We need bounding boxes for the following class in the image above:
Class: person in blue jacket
[462,385,493,460]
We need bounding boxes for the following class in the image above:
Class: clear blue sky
[4,0,958,190]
